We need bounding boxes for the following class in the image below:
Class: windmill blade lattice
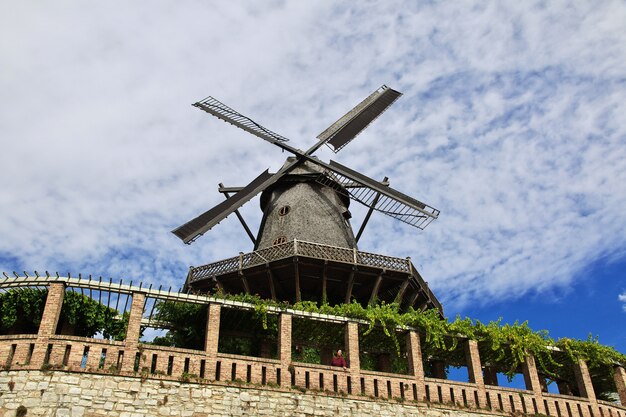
[193,97,291,145]
[314,160,439,229]
[317,85,402,153]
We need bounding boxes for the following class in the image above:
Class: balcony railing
[188,239,412,283]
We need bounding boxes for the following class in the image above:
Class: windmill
[175,85,443,314]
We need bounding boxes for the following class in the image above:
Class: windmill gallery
[1,86,625,416]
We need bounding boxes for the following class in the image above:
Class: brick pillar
[574,359,596,399]
[278,313,292,362]
[465,339,487,407]
[37,283,65,337]
[614,365,626,406]
[278,313,292,387]
[31,283,65,367]
[574,358,600,417]
[522,355,546,414]
[121,292,145,373]
[205,303,221,355]
[345,321,360,371]
[125,293,145,345]
[406,331,426,401]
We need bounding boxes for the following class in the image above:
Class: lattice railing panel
[188,240,413,283]
[359,251,410,272]
[296,241,355,264]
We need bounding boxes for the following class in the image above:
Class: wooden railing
[187,239,412,282]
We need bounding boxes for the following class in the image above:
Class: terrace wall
[1,278,625,417]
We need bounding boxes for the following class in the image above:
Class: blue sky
[1,2,625,353]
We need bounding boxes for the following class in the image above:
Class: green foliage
[551,335,626,400]
[152,301,208,350]
[0,288,47,333]
[60,291,128,340]
[0,288,127,340]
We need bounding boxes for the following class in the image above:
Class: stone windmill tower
[173,86,442,314]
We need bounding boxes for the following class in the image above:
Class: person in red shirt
[331,349,347,369]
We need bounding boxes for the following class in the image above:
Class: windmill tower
[173,86,443,314]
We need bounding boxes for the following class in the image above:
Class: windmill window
[278,205,290,216]
[273,236,287,245]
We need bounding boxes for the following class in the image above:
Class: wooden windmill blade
[314,159,440,229]
[316,85,402,153]
[193,96,291,145]
[172,169,282,244]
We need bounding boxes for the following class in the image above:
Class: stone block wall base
[1,369,514,417]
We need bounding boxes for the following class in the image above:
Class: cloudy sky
[1,2,625,352]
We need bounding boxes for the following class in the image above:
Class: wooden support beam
[214,276,224,292]
[394,277,410,304]
[294,257,301,302]
[321,261,328,305]
[369,272,384,305]
[266,267,277,301]
[239,273,250,294]
[407,289,421,309]
[344,268,356,304]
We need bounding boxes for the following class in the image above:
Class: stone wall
[1,370,493,417]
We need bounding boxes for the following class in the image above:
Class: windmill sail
[193,97,290,145]
[314,160,439,229]
[172,169,281,244]
[316,85,402,153]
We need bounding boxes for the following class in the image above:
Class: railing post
[278,313,292,387]
[522,354,546,414]
[345,321,360,372]
[575,358,600,416]
[465,339,487,407]
[31,282,65,367]
[406,330,426,400]
[121,291,145,373]
[614,365,626,406]
[293,238,298,254]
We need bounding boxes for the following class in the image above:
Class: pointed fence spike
[139,282,143,289]
[14,272,19,278]
[56,272,60,278]
[67,272,71,278]
[24,271,29,278]
[3,272,9,278]
[45,271,50,278]
[34,271,39,277]
[79,273,82,279]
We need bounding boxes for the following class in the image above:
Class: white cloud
[1,2,626,310]
[620,293,626,312]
